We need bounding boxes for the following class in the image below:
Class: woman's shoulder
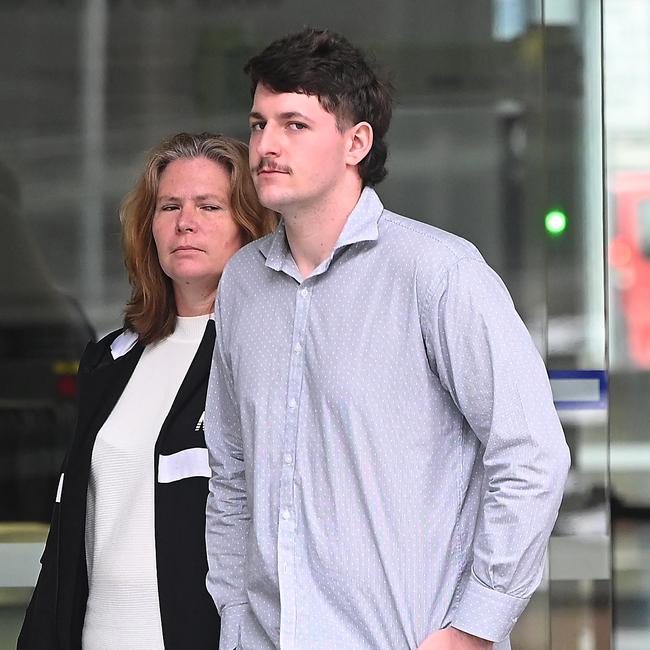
[107,329,139,359]
[79,327,139,372]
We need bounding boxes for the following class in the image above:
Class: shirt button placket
[278,281,312,650]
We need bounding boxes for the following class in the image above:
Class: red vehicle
[609,171,650,367]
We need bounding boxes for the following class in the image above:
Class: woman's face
[152,157,246,300]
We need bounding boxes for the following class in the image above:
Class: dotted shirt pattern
[205,187,570,650]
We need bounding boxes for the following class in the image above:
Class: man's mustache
[253,160,292,174]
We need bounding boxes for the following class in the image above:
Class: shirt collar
[259,219,291,272]
[258,186,384,273]
[110,330,139,359]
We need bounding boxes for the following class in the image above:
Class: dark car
[0,165,94,522]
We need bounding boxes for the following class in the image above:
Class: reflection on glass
[0,160,93,526]
[541,1,610,648]
[0,0,616,647]
[605,0,650,648]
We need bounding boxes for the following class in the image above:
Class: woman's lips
[173,245,202,253]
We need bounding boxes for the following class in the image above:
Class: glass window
[0,1,612,648]
[605,1,650,649]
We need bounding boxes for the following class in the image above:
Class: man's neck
[283,183,363,279]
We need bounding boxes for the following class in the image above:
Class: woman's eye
[202,205,221,212]
[160,204,179,212]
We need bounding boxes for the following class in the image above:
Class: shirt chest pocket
[157,447,211,483]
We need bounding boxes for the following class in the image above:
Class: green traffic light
[545,209,567,236]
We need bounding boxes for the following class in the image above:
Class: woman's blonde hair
[121,132,277,345]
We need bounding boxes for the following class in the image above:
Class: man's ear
[345,122,373,166]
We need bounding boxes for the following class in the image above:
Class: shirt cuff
[451,572,529,642]
[218,603,248,650]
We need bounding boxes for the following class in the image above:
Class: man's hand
[417,627,494,649]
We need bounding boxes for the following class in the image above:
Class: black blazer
[18,321,220,649]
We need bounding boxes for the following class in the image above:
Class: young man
[205,28,570,650]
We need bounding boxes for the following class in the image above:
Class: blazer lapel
[156,319,216,448]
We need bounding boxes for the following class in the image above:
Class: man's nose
[254,124,280,158]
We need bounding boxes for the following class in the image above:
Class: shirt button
[294,342,303,353]
[300,287,309,297]
[281,509,291,520]
[283,453,294,465]
[288,398,297,409]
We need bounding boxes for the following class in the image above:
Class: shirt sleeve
[422,256,571,642]
[205,286,250,650]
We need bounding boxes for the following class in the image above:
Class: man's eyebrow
[248,111,313,122]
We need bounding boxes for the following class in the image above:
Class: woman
[18,132,277,650]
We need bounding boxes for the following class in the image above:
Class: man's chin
[256,189,290,213]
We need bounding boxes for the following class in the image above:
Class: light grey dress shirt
[205,187,570,650]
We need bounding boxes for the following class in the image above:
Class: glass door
[0,1,614,648]
[604,1,650,648]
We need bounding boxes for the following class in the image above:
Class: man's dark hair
[244,28,393,187]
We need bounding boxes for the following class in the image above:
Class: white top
[82,315,209,650]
